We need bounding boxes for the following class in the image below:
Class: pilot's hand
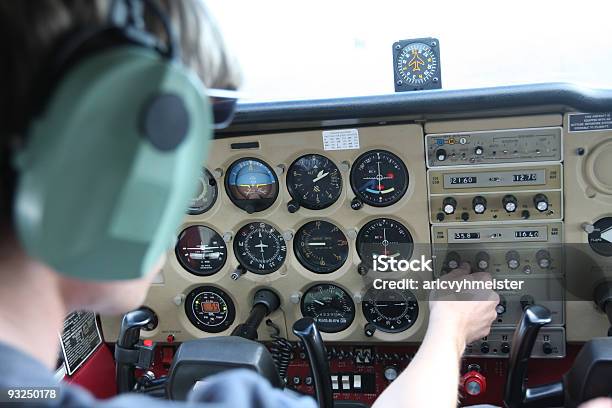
[428,263,499,346]
[578,398,612,408]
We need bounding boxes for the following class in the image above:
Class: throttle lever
[293,317,334,408]
[504,305,563,408]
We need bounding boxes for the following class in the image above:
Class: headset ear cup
[14,46,212,281]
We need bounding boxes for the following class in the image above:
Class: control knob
[472,196,487,214]
[533,194,549,212]
[506,250,520,270]
[475,251,490,271]
[500,342,510,354]
[474,146,484,156]
[384,366,399,382]
[462,370,487,396]
[445,251,461,270]
[536,249,552,269]
[542,342,553,355]
[435,149,447,161]
[502,195,518,213]
[443,197,457,215]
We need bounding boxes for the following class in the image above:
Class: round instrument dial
[185,286,235,333]
[357,218,414,264]
[234,222,287,274]
[396,42,438,86]
[176,226,227,276]
[294,220,349,274]
[588,217,612,257]
[362,287,419,333]
[187,168,217,214]
[225,158,279,213]
[350,150,408,207]
[287,154,342,210]
[301,284,355,333]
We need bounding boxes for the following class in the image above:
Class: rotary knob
[506,250,520,269]
[474,146,484,156]
[542,342,553,355]
[475,251,490,271]
[384,366,399,382]
[461,370,487,397]
[500,342,510,354]
[536,249,552,269]
[502,195,518,213]
[443,197,457,215]
[472,196,487,214]
[445,251,461,270]
[533,194,549,212]
[435,149,447,161]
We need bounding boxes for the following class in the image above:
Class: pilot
[0,1,610,408]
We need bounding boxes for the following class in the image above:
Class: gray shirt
[0,342,317,407]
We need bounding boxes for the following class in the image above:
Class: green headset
[12,0,212,281]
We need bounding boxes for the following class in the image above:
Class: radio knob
[436,149,447,161]
[475,251,490,271]
[480,342,490,354]
[446,251,461,270]
[472,196,487,214]
[536,250,552,269]
[500,342,510,354]
[474,146,484,156]
[502,195,518,213]
[506,250,520,269]
[443,197,457,215]
[533,194,549,212]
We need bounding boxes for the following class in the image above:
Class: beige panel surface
[101,124,432,344]
[425,114,563,134]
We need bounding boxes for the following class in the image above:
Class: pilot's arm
[373,264,499,408]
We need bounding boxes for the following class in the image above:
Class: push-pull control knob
[462,370,487,396]
[475,251,490,271]
[506,250,520,270]
[533,194,549,212]
[443,197,457,215]
[436,149,447,161]
[445,251,461,270]
[472,196,487,214]
[503,195,518,213]
[536,249,552,269]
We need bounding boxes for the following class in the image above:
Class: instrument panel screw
[430,41,438,47]
[433,77,439,83]
[576,147,585,156]
[213,168,223,178]
[222,232,233,242]
[172,294,185,306]
[275,164,285,175]
[289,292,302,304]
[396,80,403,86]
[395,43,401,50]
[282,230,294,241]
[339,161,351,172]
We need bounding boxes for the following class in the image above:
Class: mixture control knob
[384,366,399,382]
[445,251,461,270]
[506,250,520,270]
[536,249,552,269]
[462,370,487,396]
[472,196,487,214]
[500,342,510,354]
[502,195,518,213]
[436,149,447,161]
[474,146,484,156]
[475,251,490,271]
[533,194,549,212]
[443,197,457,215]
[542,342,553,355]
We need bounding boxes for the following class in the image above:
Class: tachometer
[301,283,355,333]
[175,226,227,276]
[187,168,217,215]
[287,154,342,211]
[225,158,279,213]
[234,222,287,274]
[362,287,419,333]
[294,220,349,274]
[357,218,414,265]
[350,150,408,207]
[185,286,235,333]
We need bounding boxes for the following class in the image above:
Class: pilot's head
[0,0,240,314]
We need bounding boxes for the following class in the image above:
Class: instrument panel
[101,113,612,354]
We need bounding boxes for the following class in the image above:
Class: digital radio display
[514,230,540,238]
[453,232,481,240]
[449,176,477,185]
[512,173,538,182]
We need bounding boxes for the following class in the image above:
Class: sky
[207,0,612,102]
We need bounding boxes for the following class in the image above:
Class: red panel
[64,344,117,399]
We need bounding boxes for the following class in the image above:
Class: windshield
[208,0,612,102]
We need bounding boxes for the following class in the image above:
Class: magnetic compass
[350,150,408,207]
[234,222,287,274]
[392,38,441,91]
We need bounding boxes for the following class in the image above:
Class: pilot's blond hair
[0,0,241,232]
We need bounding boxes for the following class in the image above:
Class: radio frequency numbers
[515,231,540,238]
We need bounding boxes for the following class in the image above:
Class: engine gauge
[234,222,287,274]
[362,287,419,333]
[225,158,279,213]
[294,220,349,274]
[176,226,227,276]
[357,218,414,264]
[187,168,217,215]
[185,286,235,333]
[350,150,408,207]
[301,283,355,333]
[287,154,342,211]
[588,217,612,257]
